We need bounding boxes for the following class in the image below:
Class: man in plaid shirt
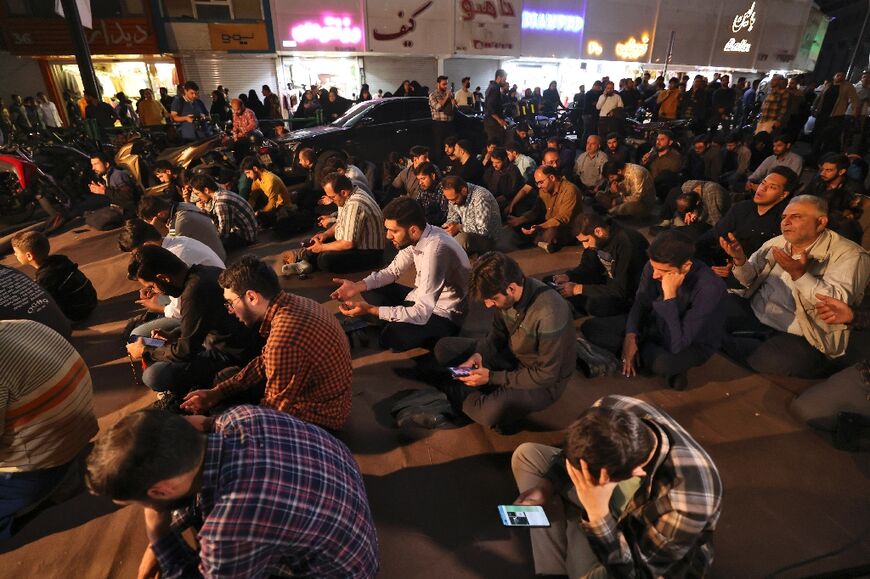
[512,395,723,577]
[189,174,258,251]
[181,256,352,430]
[86,405,379,579]
[441,175,502,255]
[756,75,790,134]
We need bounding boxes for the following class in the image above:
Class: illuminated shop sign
[287,15,362,46]
[586,40,602,56]
[521,11,583,33]
[723,2,756,53]
[615,33,649,60]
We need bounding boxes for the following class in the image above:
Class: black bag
[575,335,621,378]
[84,205,125,230]
[390,387,456,429]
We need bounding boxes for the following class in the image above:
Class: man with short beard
[181,256,353,430]
[413,162,449,225]
[85,406,378,578]
[640,130,682,183]
[332,197,470,352]
[125,245,257,408]
[805,153,865,243]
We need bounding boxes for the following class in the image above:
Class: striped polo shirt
[0,320,97,473]
[334,189,386,251]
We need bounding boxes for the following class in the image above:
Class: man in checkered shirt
[441,175,502,255]
[512,395,723,577]
[86,405,378,578]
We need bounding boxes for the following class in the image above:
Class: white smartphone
[497,505,551,527]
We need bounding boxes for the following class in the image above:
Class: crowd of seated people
[2,68,869,579]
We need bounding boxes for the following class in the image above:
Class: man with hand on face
[332,197,470,352]
[88,152,139,217]
[282,172,385,274]
[85,406,379,579]
[720,195,870,378]
[552,213,648,317]
[180,256,353,431]
[511,395,723,578]
[441,175,502,255]
[432,252,576,429]
[597,160,656,219]
[125,245,257,409]
[582,231,727,390]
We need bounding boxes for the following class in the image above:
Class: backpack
[575,334,621,378]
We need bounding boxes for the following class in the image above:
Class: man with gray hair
[573,134,607,194]
[719,194,870,377]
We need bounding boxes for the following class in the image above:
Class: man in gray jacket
[434,252,576,429]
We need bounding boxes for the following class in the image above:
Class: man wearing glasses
[181,256,353,431]
[125,245,258,411]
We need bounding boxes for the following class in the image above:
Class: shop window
[193,0,232,20]
[232,0,261,20]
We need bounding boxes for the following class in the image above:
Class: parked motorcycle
[0,146,73,230]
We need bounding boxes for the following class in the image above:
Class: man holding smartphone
[432,252,575,429]
[511,395,723,578]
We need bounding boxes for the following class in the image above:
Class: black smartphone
[128,335,166,348]
[448,366,472,378]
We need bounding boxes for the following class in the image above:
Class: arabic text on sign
[521,11,583,32]
[587,40,603,56]
[723,38,752,52]
[615,33,650,60]
[460,0,516,21]
[290,16,362,45]
[221,33,255,45]
[732,2,757,33]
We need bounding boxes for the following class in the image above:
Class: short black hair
[127,244,187,281]
[726,132,743,144]
[182,80,199,92]
[409,145,429,158]
[818,152,850,173]
[658,130,675,141]
[382,196,426,230]
[537,165,559,179]
[441,175,467,193]
[437,75,448,82]
[505,141,523,153]
[491,147,508,163]
[91,152,112,165]
[322,172,354,193]
[137,196,171,221]
[767,166,799,193]
[574,213,609,236]
[456,139,473,154]
[218,255,280,300]
[603,160,626,177]
[444,136,459,148]
[414,161,439,177]
[605,132,620,141]
[771,133,793,145]
[239,156,263,171]
[188,173,217,193]
[118,219,162,252]
[322,156,348,172]
[564,405,656,482]
[469,251,524,301]
[152,160,176,173]
[647,230,695,267]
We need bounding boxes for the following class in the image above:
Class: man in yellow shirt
[137,88,167,126]
[241,156,305,237]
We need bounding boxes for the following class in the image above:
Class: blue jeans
[0,463,69,538]
[142,349,238,396]
[130,316,180,339]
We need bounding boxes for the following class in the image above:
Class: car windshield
[331,100,379,127]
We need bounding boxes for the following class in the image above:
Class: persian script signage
[454,0,520,56]
[208,23,270,52]
[2,17,159,55]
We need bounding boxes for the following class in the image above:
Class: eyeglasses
[224,296,243,311]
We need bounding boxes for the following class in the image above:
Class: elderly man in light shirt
[574,134,607,194]
[719,195,870,378]
[332,196,471,352]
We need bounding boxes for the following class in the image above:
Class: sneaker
[281,260,313,275]
[537,241,557,254]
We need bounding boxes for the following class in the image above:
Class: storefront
[0,10,177,124]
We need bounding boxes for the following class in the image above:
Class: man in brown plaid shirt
[182,256,352,431]
[756,75,790,135]
[512,395,723,577]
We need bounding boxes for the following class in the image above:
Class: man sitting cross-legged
[511,395,723,578]
[432,252,576,429]
[333,197,471,352]
[181,256,353,431]
[582,231,727,390]
[719,194,870,378]
[282,172,385,275]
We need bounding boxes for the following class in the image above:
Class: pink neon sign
[290,16,363,45]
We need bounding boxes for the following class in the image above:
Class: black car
[276,97,484,169]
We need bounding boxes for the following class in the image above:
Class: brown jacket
[539,177,581,229]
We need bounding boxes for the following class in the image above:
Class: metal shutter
[180,55,279,99]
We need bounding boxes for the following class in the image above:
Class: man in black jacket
[125,245,257,408]
[550,214,648,317]
[484,70,508,144]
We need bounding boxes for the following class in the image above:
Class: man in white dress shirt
[332,196,471,352]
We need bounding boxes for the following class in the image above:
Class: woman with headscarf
[358,84,373,102]
[394,80,413,97]
[210,90,230,122]
[246,88,264,118]
[294,90,322,119]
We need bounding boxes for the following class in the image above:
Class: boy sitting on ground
[12,231,97,322]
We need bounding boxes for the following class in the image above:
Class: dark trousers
[221,232,254,252]
[363,283,460,352]
[0,463,70,538]
[597,116,620,138]
[484,118,506,145]
[300,248,384,274]
[142,349,239,397]
[581,315,714,377]
[720,294,843,378]
[562,249,629,317]
[433,337,563,428]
